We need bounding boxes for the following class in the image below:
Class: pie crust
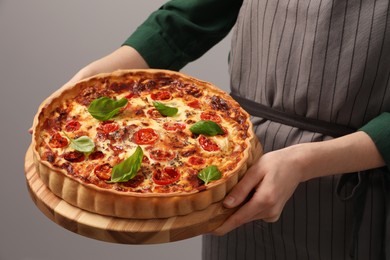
[32,69,262,219]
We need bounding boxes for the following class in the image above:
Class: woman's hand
[212,131,385,235]
[212,146,304,235]
[64,45,149,87]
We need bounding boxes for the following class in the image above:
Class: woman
[64,0,390,259]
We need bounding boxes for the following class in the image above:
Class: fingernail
[223,196,235,207]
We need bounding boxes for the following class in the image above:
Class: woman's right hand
[28,45,149,134]
[65,45,149,87]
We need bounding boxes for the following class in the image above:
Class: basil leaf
[62,132,95,153]
[70,136,95,153]
[88,97,128,121]
[108,146,143,183]
[189,120,224,136]
[152,101,178,117]
[197,165,222,185]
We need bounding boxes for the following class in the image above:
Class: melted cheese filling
[38,81,249,193]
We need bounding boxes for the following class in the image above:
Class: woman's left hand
[212,131,386,236]
[212,146,304,235]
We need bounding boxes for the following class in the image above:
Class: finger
[213,196,265,236]
[213,185,285,236]
[223,163,264,208]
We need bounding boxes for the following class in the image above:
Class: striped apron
[203,0,390,259]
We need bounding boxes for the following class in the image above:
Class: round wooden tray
[24,145,237,244]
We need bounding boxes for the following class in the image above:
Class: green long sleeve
[359,112,390,171]
[123,0,243,70]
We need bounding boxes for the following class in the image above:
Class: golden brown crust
[32,69,262,219]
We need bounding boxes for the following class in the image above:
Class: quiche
[32,69,262,219]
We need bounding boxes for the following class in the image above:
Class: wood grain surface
[24,145,238,244]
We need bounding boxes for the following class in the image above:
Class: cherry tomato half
[188,156,206,165]
[99,122,119,134]
[152,167,180,185]
[200,111,221,123]
[89,151,105,160]
[63,151,85,163]
[151,91,172,101]
[49,133,69,148]
[198,135,220,152]
[133,128,159,145]
[187,100,201,109]
[65,120,81,132]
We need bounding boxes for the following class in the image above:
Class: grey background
[0,1,232,260]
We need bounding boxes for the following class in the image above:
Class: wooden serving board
[24,145,237,244]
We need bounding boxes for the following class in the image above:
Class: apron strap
[336,172,369,258]
[230,92,356,137]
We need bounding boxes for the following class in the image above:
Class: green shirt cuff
[359,112,390,171]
